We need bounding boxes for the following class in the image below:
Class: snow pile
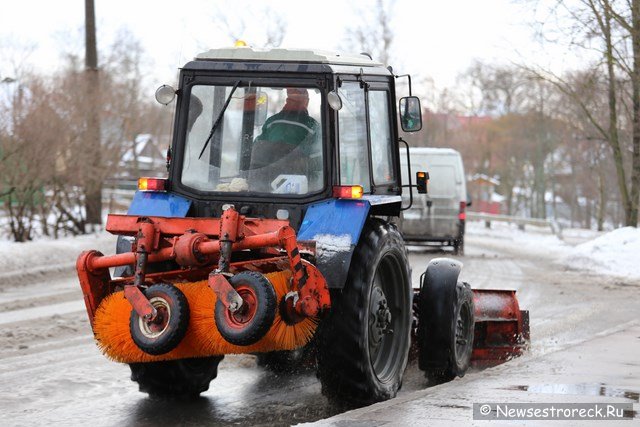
[467,221,572,258]
[0,232,114,277]
[468,221,640,280]
[563,227,640,280]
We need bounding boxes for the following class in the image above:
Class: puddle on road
[504,383,639,402]
[504,383,639,419]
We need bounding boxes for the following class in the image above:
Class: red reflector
[333,185,363,199]
[138,177,167,192]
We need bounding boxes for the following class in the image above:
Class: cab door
[335,78,400,200]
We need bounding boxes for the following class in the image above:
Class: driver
[254,88,319,151]
[249,88,322,193]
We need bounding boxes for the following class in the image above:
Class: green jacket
[256,109,319,153]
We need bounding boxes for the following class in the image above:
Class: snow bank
[0,232,114,278]
[563,227,640,280]
[466,221,572,258]
[467,221,640,280]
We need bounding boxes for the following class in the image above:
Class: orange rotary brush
[93,270,318,363]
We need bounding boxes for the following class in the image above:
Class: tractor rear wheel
[129,356,224,398]
[316,220,412,406]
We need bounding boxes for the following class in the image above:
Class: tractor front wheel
[129,356,224,398]
[317,220,412,406]
[129,283,190,356]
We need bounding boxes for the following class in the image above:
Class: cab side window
[338,82,370,192]
[369,90,395,185]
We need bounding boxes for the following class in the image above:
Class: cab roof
[196,46,383,67]
[184,46,392,76]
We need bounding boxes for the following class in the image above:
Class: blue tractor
[76,45,528,406]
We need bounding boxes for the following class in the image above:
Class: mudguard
[298,199,370,289]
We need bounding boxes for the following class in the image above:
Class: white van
[399,147,469,254]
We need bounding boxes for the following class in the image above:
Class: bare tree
[209,5,287,48]
[0,27,168,241]
[0,75,65,240]
[526,0,640,226]
[343,0,396,66]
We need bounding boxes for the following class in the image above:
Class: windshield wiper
[198,80,241,160]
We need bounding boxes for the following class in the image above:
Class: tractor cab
[152,46,423,227]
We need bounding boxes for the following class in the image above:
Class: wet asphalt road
[1,230,638,426]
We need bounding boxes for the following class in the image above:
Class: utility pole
[84,0,102,229]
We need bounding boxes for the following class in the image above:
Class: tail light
[333,185,364,199]
[138,177,167,192]
[459,201,466,220]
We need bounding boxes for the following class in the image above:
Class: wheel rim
[138,296,171,339]
[223,284,258,329]
[367,252,409,383]
[455,300,473,362]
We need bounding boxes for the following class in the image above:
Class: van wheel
[453,236,464,256]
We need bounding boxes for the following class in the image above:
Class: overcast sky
[0,0,590,98]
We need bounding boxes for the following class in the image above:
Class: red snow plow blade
[471,289,530,367]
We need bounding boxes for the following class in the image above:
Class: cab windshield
[181,84,324,195]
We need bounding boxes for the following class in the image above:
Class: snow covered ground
[466,221,640,280]
[0,232,114,286]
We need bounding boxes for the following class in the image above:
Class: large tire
[129,356,224,398]
[215,271,277,346]
[256,341,316,374]
[418,268,474,385]
[256,348,306,374]
[317,220,412,406]
[130,283,190,356]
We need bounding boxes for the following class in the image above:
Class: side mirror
[399,96,422,132]
[466,194,472,207]
[254,91,269,126]
[416,171,429,194]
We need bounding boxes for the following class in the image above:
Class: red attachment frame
[76,208,331,325]
[209,274,243,312]
[471,289,530,366]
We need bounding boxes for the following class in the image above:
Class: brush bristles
[93,270,319,363]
